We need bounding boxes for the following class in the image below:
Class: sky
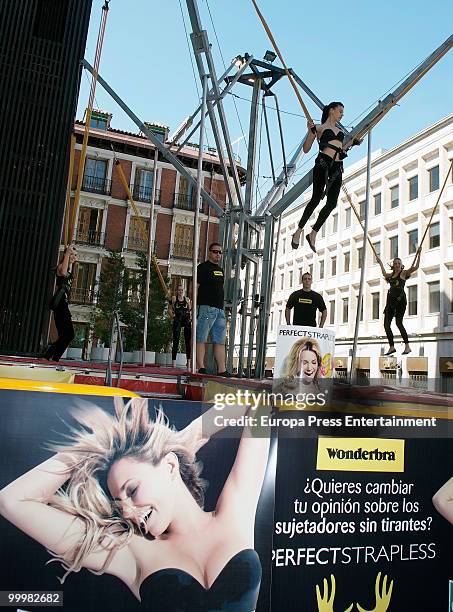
[76,0,453,204]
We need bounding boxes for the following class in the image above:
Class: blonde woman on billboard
[0,398,270,611]
[432,477,453,524]
[284,337,323,383]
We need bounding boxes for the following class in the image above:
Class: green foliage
[91,250,172,353]
[90,251,125,347]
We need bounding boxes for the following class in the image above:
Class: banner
[0,389,275,612]
[274,326,336,380]
[271,409,453,611]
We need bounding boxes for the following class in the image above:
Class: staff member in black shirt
[168,285,192,370]
[285,272,327,327]
[196,242,230,376]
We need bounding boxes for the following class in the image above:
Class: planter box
[66,347,83,360]
[90,347,109,361]
[176,353,188,368]
[155,352,171,366]
[144,351,155,365]
[120,351,133,363]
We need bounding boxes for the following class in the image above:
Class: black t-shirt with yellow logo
[197,261,224,309]
[286,289,326,326]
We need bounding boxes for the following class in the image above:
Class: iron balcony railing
[82,175,112,196]
[174,192,198,211]
[124,236,156,253]
[70,287,95,305]
[171,242,202,260]
[132,184,161,204]
[74,229,105,247]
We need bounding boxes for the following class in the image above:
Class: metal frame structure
[84,3,452,379]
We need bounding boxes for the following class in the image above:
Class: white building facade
[268,114,453,384]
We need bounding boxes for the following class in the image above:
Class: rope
[250,0,313,123]
[341,180,380,262]
[69,1,110,243]
[412,158,453,266]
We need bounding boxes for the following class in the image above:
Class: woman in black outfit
[44,244,76,361]
[291,102,361,253]
[168,285,192,369]
[377,251,421,355]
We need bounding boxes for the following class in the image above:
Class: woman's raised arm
[0,454,135,579]
[432,477,453,524]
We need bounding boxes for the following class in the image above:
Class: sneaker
[218,371,233,378]
[198,368,207,374]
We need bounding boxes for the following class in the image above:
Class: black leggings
[384,300,409,346]
[298,154,343,231]
[172,318,192,360]
[50,301,75,360]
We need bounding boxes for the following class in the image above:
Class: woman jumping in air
[291,102,361,253]
[377,251,421,355]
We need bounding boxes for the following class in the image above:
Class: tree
[121,251,172,353]
[90,250,125,347]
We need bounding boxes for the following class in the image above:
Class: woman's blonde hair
[283,337,322,380]
[46,398,206,581]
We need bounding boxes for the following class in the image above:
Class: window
[357,247,364,269]
[84,158,108,193]
[72,262,96,305]
[408,175,418,201]
[372,241,381,263]
[90,117,107,129]
[429,165,439,192]
[345,208,351,228]
[408,286,417,315]
[390,185,399,209]
[408,229,418,255]
[76,207,103,245]
[321,224,326,238]
[280,273,284,290]
[329,300,335,324]
[270,311,274,331]
[389,236,398,259]
[429,222,440,249]
[289,270,293,285]
[359,200,366,221]
[177,177,195,210]
[319,260,324,279]
[309,264,313,277]
[128,216,149,251]
[282,238,286,253]
[331,256,337,276]
[299,268,303,284]
[125,269,142,305]
[372,293,380,319]
[374,193,382,215]
[135,168,154,202]
[344,251,350,273]
[332,213,338,233]
[428,281,440,313]
[278,310,283,325]
[342,297,349,323]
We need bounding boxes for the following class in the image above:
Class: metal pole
[246,254,259,377]
[262,97,275,183]
[191,73,209,373]
[254,214,274,378]
[244,78,262,213]
[142,147,159,366]
[227,212,245,372]
[350,130,372,383]
[273,95,288,186]
[237,261,251,377]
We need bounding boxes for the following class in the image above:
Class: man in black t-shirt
[285,272,327,327]
[195,242,230,376]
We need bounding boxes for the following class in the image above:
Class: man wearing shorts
[196,242,230,376]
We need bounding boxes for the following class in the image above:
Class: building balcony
[70,288,95,305]
[74,229,105,247]
[132,184,161,204]
[124,236,156,253]
[174,192,198,211]
[82,175,112,196]
[171,242,202,260]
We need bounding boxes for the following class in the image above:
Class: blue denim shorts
[196,305,226,344]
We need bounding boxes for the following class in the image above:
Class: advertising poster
[0,389,275,612]
[271,409,453,611]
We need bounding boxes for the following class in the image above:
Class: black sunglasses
[210,249,222,254]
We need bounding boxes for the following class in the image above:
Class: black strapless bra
[139,548,262,611]
[319,128,345,144]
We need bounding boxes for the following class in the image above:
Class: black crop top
[139,548,262,611]
[320,128,344,143]
[386,272,406,302]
